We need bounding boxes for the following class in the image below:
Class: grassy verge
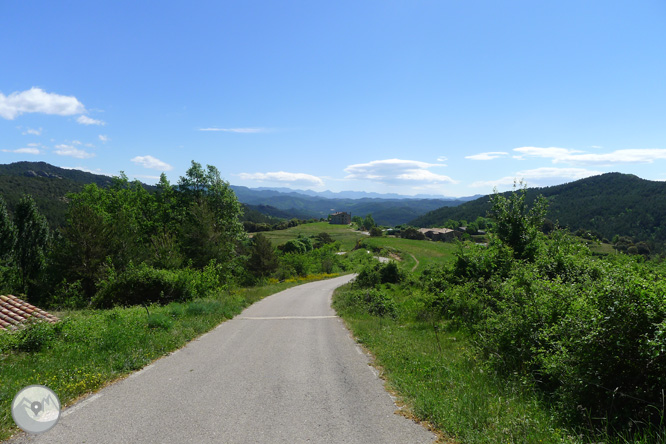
[333,282,579,444]
[0,273,341,441]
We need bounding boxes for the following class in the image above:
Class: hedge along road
[9,275,435,444]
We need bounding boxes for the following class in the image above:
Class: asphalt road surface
[9,275,436,443]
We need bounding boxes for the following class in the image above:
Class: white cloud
[0,87,85,120]
[512,146,582,161]
[238,171,324,187]
[512,146,666,166]
[437,156,448,162]
[2,147,41,155]
[465,151,509,160]
[198,127,270,133]
[77,115,106,126]
[99,134,109,143]
[22,127,43,136]
[471,167,602,188]
[62,166,112,176]
[344,158,457,185]
[54,144,95,159]
[131,155,173,171]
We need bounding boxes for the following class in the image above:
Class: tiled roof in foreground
[0,294,59,331]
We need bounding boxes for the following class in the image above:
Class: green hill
[410,173,666,247]
[0,162,115,227]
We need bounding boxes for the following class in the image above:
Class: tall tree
[0,196,16,262]
[247,233,279,278]
[178,161,246,268]
[14,195,49,293]
[488,182,547,261]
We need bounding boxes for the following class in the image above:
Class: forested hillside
[411,173,666,247]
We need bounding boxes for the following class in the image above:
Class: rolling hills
[410,172,666,247]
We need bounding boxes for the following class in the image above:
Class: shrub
[92,264,195,308]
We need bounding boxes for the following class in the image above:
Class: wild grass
[333,282,579,444]
[258,221,367,251]
[361,236,459,272]
[0,273,341,441]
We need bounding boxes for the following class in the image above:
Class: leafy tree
[247,233,279,278]
[362,214,376,231]
[369,227,383,237]
[488,182,547,261]
[56,201,114,298]
[0,196,16,262]
[14,195,50,293]
[313,232,334,248]
[178,162,246,267]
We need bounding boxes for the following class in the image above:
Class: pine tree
[14,195,49,293]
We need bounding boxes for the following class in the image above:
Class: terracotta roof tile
[0,295,59,331]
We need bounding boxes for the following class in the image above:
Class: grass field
[361,236,459,273]
[256,221,368,251]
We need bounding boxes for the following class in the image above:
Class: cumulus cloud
[54,144,95,159]
[238,171,324,187]
[470,167,602,188]
[198,127,270,133]
[512,146,666,166]
[99,135,109,143]
[22,127,42,136]
[344,158,457,185]
[62,166,112,176]
[77,115,105,126]
[2,147,41,155]
[465,151,509,160]
[131,155,173,171]
[0,87,85,120]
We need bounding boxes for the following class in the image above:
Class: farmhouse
[329,211,351,225]
[418,227,458,242]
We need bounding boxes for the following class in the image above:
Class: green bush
[430,229,666,435]
[354,261,405,289]
[92,264,195,308]
[333,288,397,319]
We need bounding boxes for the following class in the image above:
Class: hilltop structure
[329,211,351,225]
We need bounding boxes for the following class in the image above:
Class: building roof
[0,295,59,331]
[418,228,454,234]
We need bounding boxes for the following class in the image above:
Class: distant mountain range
[410,172,666,247]
[247,186,481,201]
[0,162,471,227]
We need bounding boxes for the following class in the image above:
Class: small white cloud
[198,127,270,133]
[344,158,457,185]
[238,171,324,187]
[54,144,95,159]
[131,155,173,171]
[77,115,105,126]
[437,156,448,162]
[62,166,113,176]
[0,87,85,120]
[99,134,109,143]
[22,127,43,136]
[2,147,41,155]
[512,146,666,166]
[72,140,82,145]
[465,151,509,161]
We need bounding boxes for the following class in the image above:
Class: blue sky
[2,1,666,197]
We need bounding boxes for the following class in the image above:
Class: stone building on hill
[329,211,351,225]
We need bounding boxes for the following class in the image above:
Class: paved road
[9,275,435,443]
